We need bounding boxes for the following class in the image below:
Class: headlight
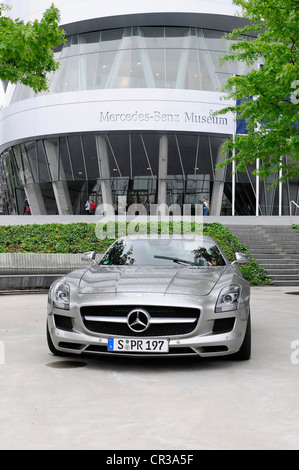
[215,284,241,313]
[52,282,70,310]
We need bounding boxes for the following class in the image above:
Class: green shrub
[0,222,272,285]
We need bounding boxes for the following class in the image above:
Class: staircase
[225,225,299,286]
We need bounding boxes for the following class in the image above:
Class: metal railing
[290,200,299,220]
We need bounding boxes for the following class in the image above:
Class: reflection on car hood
[78,265,228,296]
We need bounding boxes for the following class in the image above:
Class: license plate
[108,338,169,353]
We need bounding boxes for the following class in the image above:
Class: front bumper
[47,294,250,358]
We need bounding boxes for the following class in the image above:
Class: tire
[47,322,65,356]
[229,313,251,361]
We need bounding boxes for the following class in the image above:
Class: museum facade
[0,0,298,216]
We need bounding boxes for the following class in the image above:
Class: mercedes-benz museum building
[0,0,298,216]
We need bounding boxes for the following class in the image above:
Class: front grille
[80,305,200,337]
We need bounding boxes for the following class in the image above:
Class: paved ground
[0,286,298,450]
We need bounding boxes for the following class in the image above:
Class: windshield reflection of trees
[100,240,225,266]
[192,246,225,266]
[101,240,135,265]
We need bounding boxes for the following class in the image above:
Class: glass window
[129,49,148,88]
[176,134,199,175]
[203,30,226,51]
[167,135,185,177]
[59,137,73,181]
[146,49,165,88]
[139,134,160,175]
[108,49,131,88]
[197,50,220,91]
[36,140,51,182]
[119,27,134,50]
[139,27,164,49]
[60,37,71,58]
[80,53,97,90]
[67,136,86,180]
[106,134,131,177]
[69,35,79,56]
[209,50,231,74]
[82,135,100,179]
[131,134,153,177]
[64,56,80,92]
[50,58,69,93]
[183,50,202,90]
[165,49,183,88]
[99,29,124,52]
[165,27,189,48]
[79,32,100,54]
[95,51,118,88]
[24,142,38,183]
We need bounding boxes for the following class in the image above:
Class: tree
[0,2,65,92]
[216,0,299,184]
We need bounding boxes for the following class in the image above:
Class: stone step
[272,280,299,286]
[255,254,299,259]
[265,269,299,275]
[261,263,299,269]
[226,225,299,285]
[249,249,286,254]
[268,274,299,281]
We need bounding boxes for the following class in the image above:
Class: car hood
[77,265,228,296]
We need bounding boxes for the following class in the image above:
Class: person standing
[90,200,96,215]
[203,199,209,216]
[85,200,90,214]
[23,197,30,215]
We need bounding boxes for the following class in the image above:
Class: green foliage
[0,222,272,285]
[216,0,299,184]
[0,3,65,92]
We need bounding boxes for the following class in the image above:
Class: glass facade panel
[24,142,38,183]
[129,49,148,88]
[80,53,98,90]
[36,140,51,183]
[95,51,118,88]
[203,30,227,51]
[59,137,73,181]
[139,27,164,49]
[67,136,86,180]
[64,56,80,92]
[99,29,124,52]
[0,131,297,216]
[50,58,69,93]
[165,27,189,48]
[79,31,100,54]
[82,135,100,179]
[10,26,257,101]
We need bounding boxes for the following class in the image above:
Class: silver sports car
[47,235,251,360]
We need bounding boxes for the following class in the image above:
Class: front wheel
[229,313,251,361]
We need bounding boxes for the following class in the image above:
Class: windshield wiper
[154,255,196,266]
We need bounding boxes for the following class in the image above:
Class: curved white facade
[1,1,297,216]
[1,0,244,150]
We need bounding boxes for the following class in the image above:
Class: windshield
[99,238,226,266]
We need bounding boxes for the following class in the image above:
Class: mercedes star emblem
[127,308,150,333]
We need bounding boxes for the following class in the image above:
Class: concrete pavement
[0,286,299,450]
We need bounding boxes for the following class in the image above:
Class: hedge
[0,222,273,285]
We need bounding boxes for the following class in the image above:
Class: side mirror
[81,251,96,264]
[232,252,250,265]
